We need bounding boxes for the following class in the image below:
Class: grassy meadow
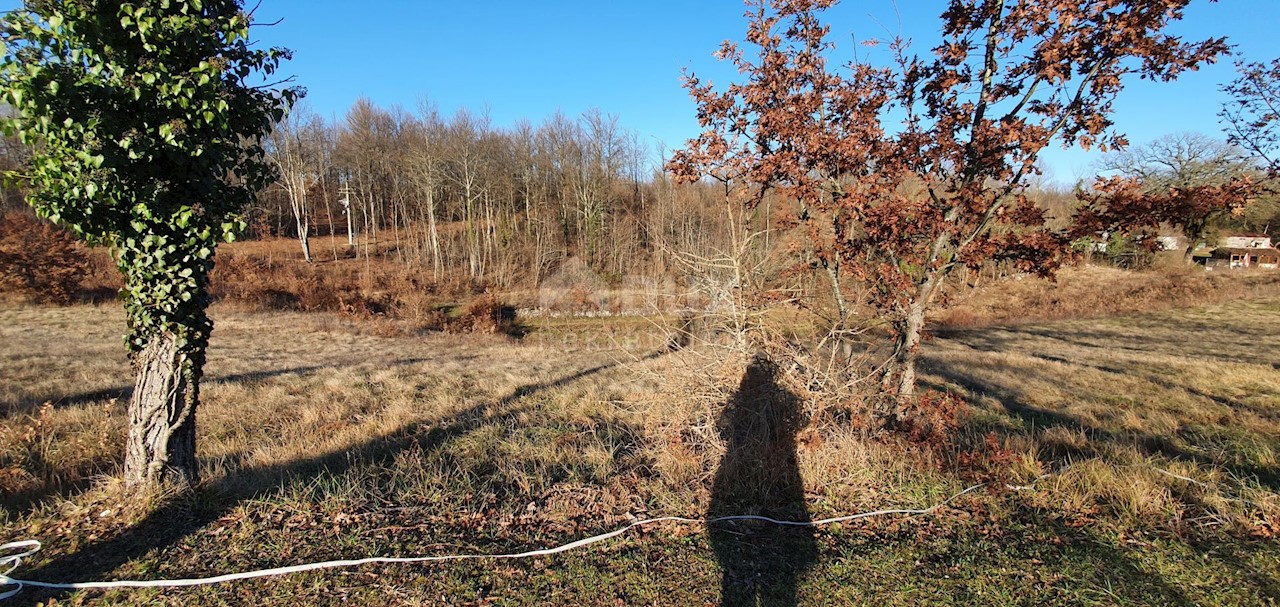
[2,271,1280,605]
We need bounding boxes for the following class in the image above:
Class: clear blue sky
[6,0,1278,184]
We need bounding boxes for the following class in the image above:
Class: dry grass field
[2,286,1280,605]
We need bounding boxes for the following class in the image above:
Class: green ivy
[0,0,301,364]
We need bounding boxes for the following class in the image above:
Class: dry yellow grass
[4,296,1278,529]
[0,303,637,514]
[924,297,1280,532]
[937,263,1280,328]
[1,293,1279,604]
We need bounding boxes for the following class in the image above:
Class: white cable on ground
[0,483,984,601]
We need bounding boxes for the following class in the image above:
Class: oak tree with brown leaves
[1075,175,1257,260]
[669,0,1228,418]
[1097,132,1258,261]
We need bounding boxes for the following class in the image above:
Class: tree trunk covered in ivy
[1,1,299,494]
[125,331,200,487]
[118,240,214,488]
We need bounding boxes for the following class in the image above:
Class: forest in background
[3,96,1275,321]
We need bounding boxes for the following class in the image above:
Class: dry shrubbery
[207,249,524,336]
[211,251,424,316]
[53,238,521,336]
[444,292,518,335]
[0,211,90,304]
[895,389,970,449]
[636,347,1027,527]
[936,263,1280,329]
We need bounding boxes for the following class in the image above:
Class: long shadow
[920,350,1280,491]
[1004,513,1202,605]
[938,322,1278,367]
[1026,350,1280,423]
[1,361,436,420]
[1,358,449,513]
[17,353,650,603]
[3,363,384,420]
[911,514,1199,605]
[1189,540,1280,602]
[709,355,816,607]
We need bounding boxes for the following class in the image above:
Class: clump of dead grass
[0,399,124,514]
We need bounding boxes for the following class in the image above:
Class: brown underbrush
[64,236,522,336]
[935,262,1280,329]
[0,211,90,305]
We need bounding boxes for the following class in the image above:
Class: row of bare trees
[260,99,741,289]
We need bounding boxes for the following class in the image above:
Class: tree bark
[876,304,927,424]
[426,186,442,279]
[891,304,927,401]
[297,214,312,263]
[345,195,355,247]
[124,331,199,489]
[880,275,939,424]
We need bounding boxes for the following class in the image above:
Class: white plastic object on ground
[0,483,984,601]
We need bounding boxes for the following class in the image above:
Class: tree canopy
[1221,57,1280,175]
[1,0,301,488]
[670,0,1229,411]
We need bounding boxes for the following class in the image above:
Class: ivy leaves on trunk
[1,0,301,489]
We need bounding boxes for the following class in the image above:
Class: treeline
[257,99,737,288]
[4,95,1273,309]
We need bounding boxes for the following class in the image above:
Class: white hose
[0,483,984,601]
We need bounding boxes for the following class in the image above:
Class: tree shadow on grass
[15,352,660,603]
[1024,350,1280,424]
[0,360,440,420]
[838,512,1204,605]
[709,355,816,606]
[1188,540,1280,601]
[935,322,1277,369]
[918,338,1280,492]
[0,358,444,514]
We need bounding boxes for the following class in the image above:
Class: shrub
[896,389,969,450]
[0,211,90,304]
[446,292,518,335]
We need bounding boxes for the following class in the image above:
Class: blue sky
[6,1,1278,184]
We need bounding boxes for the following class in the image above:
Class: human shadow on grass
[709,354,816,607]
[16,352,659,603]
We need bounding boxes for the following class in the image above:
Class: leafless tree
[266,104,327,262]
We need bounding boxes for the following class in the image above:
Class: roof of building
[1211,247,1280,257]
